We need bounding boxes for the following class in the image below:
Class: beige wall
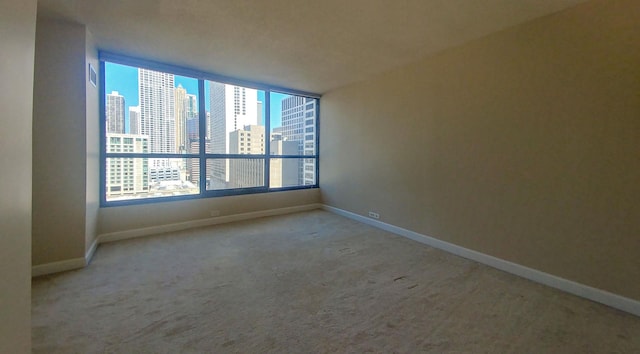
[320,0,639,300]
[85,30,100,253]
[31,16,320,264]
[100,189,320,234]
[0,0,37,351]
[33,19,89,265]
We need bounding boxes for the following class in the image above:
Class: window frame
[99,52,320,207]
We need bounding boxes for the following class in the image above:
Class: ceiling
[37,0,587,94]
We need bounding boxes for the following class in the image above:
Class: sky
[105,62,288,134]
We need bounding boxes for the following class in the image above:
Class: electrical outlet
[368,211,380,219]
[210,210,220,217]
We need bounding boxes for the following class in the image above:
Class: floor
[32,210,640,353]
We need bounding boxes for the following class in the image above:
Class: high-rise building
[138,68,175,154]
[185,94,197,151]
[280,96,317,185]
[257,101,263,124]
[105,133,149,199]
[228,125,265,188]
[208,82,259,188]
[229,125,265,155]
[139,68,176,178]
[174,86,198,154]
[187,139,213,187]
[206,110,211,140]
[106,91,125,133]
[186,117,199,142]
[270,138,299,188]
[129,106,140,134]
[174,85,187,153]
[185,94,197,119]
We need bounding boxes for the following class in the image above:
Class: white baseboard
[85,237,99,265]
[32,257,86,277]
[32,238,100,277]
[322,204,640,318]
[98,203,323,244]
[32,203,322,277]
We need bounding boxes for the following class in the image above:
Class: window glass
[206,158,265,190]
[269,158,316,188]
[269,93,317,156]
[105,157,199,201]
[104,62,200,154]
[204,81,265,155]
[102,58,318,205]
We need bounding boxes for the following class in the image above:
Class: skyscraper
[129,106,140,134]
[138,68,175,154]
[269,138,299,188]
[280,96,317,185]
[174,86,198,154]
[185,94,197,119]
[106,91,125,133]
[174,85,187,153]
[228,125,265,188]
[208,82,259,188]
[139,68,176,179]
[187,139,213,187]
[257,101,263,124]
[185,93,197,151]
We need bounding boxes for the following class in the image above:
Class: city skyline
[104,62,317,201]
[105,62,289,133]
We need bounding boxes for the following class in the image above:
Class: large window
[100,54,319,206]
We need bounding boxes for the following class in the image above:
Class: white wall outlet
[210,210,220,217]
[368,211,380,219]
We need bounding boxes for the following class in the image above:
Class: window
[101,53,319,206]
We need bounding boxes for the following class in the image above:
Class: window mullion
[100,55,319,207]
[265,89,271,189]
[198,79,206,194]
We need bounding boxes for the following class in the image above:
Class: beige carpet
[32,210,640,353]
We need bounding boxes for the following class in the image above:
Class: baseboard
[322,204,640,318]
[85,237,99,265]
[32,238,100,277]
[32,204,322,277]
[98,203,323,244]
[32,257,86,277]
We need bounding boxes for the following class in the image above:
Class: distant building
[149,166,181,182]
[129,106,140,134]
[174,86,198,154]
[106,91,125,133]
[139,68,175,154]
[272,126,284,136]
[229,125,265,155]
[280,96,317,185]
[106,133,149,199]
[184,94,198,152]
[187,139,213,187]
[139,68,177,179]
[186,117,199,145]
[270,138,299,188]
[257,101,263,124]
[209,82,259,188]
[174,85,187,153]
[228,125,265,188]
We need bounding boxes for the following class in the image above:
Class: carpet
[32,210,640,353]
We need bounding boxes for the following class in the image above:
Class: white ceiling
[37,0,587,94]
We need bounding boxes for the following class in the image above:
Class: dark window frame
[100,52,320,207]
